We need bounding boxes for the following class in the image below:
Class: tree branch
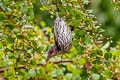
[0,59,73,72]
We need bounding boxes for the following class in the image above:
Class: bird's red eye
[49,49,54,54]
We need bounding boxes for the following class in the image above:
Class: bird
[46,12,72,62]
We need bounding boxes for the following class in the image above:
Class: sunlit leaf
[55,69,63,76]
[65,73,72,80]
[79,58,86,65]
[92,73,100,80]
[20,5,28,12]
[39,66,45,77]
[67,63,75,72]
[28,69,36,78]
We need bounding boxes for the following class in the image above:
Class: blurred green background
[91,0,120,46]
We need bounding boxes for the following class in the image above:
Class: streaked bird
[46,12,72,62]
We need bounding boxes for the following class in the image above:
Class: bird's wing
[54,18,72,51]
[54,20,61,50]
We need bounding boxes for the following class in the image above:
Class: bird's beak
[46,53,50,62]
[46,57,49,62]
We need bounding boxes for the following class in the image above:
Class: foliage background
[0,0,120,80]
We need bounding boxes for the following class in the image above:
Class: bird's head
[46,45,58,62]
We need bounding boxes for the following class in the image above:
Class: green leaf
[29,29,34,36]
[17,35,23,39]
[7,36,14,43]
[6,22,14,30]
[90,51,97,57]
[97,50,103,56]
[13,28,19,34]
[4,69,15,78]
[20,5,28,12]
[38,66,45,78]
[104,60,111,66]
[0,12,7,20]
[74,29,81,39]
[16,1,24,6]
[73,74,81,80]
[37,46,44,52]
[0,42,2,49]
[30,0,36,3]
[40,21,46,27]
[51,69,63,77]
[67,63,75,72]
[65,73,72,80]
[47,64,54,72]
[0,2,7,11]
[30,59,37,66]
[55,69,63,76]
[83,35,91,44]
[79,58,86,65]
[92,74,100,80]
[79,30,86,36]
[28,69,36,78]
[92,57,102,64]
[104,69,111,76]
[19,69,27,75]
[2,61,8,67]
[31,40,37,49]
[98,28,105,33]
[74,20,81,27]
[72,40,79,47]
[76,45,84,55]
[72,69,81,76]
[25,73,31,79]
[81,71,88,80]
[8,76,17,80]
[104,52,112,60]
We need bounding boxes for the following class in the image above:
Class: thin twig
[0,59,73,72]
